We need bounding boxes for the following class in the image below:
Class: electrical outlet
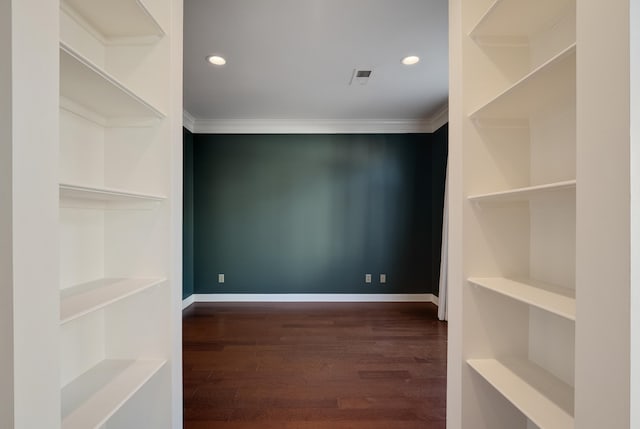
[380,274,386,283]
[365,274,372,283]
[218,273,225,283]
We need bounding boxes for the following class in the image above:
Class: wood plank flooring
[183,302,447,428]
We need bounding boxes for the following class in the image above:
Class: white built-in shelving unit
[60,278,166,324]
[468,44,576,121]
[467,0,573,45]
[60,43,165,122]
[467,277,575,321]
[61,359,166,429]
[58,0,181,427]
[467,180,576,203]
[60,0,165,42]
[451,0,636,428]
[466,358,574,429]
[449,0,578,427]
[59,183,166,204]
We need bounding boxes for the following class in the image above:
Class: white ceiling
[183,0,448,126]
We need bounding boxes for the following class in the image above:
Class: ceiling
[183,0,448,130]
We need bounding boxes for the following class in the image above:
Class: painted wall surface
[187,130,447,295]
[632,1,640,426]
[576,1,630,427]
[10,0,61,425]
[183,128,194,299]
[0,1,13,424]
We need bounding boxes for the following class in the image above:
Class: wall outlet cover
[365,274,372,283]
[218,273,225,283]
[380,274,386,283]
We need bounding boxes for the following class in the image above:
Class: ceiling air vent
[350,68,373,85]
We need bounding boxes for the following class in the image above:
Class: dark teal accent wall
[187,130,448,295]
[182,128,194,299]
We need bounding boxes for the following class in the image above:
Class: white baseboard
[431,294,440,306]
[186,293,438,304]
[182,295,195,309]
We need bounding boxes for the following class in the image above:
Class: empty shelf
[60,43,165,121]
[60,183,166,204]
[62,359,166,429]
[467,358,574,429]
[468,277,575,320]
[61,0,164,43]
[61,278,166,324]
[469,0,574,46]
[469,44,576,120]
[467,180,576,203]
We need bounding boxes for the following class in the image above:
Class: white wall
[631,0,640,426]
[446,0,463,427]
[168,0,184,426]
[0,0,14,427]
[575,1,630,428]
[11,0,61,426]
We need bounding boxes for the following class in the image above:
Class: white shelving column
[575,1,631,428]
[1,0,181,427]
[449,0,577,427]
[632,1,640,428]
[1,0,61,427]
[450,0,636,428]
[58,0,182,427]
[0,4,10,424]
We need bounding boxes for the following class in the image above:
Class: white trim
[190,293,439,304]
[183,110,195,132]
[430,104,449,132]
[431,294,440,306]
[182,295,195,309]
[185,101,449,135]
[190,118,434,134]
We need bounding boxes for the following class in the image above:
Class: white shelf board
[62,359,166,429]
[469,44,576,120]
[469,0,574,45]
[60,183,166,204]
[467,358,574,429]
[61,0,164,44]
[468,277,575,321]
[60,278,165,324]
[468,180,576,203]
[60,43,165,121]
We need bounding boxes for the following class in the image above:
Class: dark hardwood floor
[183,302,447,428]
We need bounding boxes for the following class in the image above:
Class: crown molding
[183,110,195,132]
[190,118,433,134]
[430,104,449,132]
[184,102,449,134]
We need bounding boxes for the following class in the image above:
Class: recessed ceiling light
[401,55,420,65]
[207,55,226,66]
